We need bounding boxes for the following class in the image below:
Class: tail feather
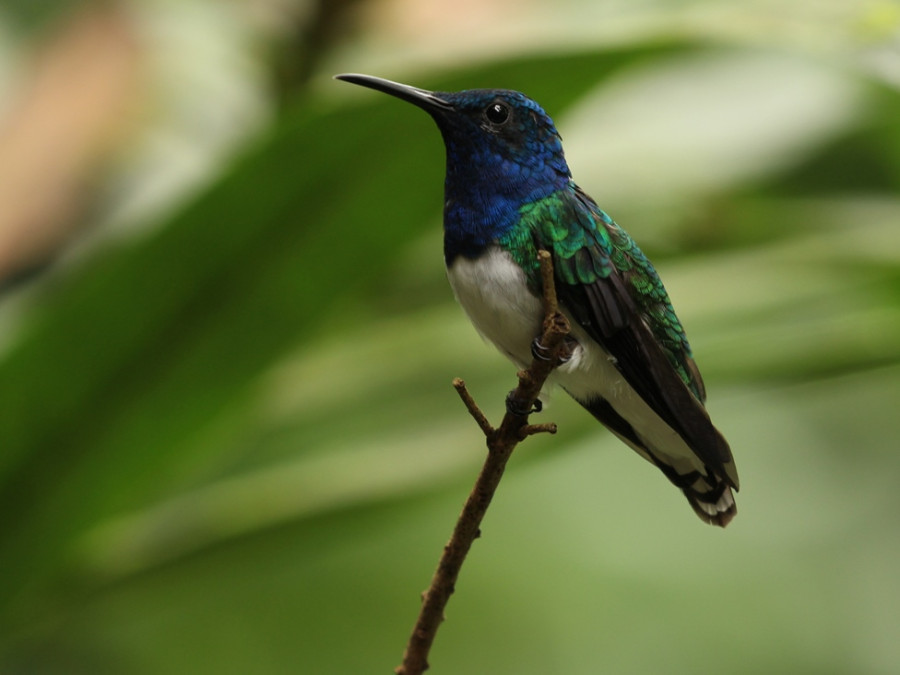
[577,395,738,527]
[682,482,737,528]
[640,441,738,528]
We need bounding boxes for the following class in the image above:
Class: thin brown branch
[395,251,570,675]
[519,422,558,438]
[538,249,559,316]
[452,378,493,436]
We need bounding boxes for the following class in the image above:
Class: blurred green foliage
[1,29,899,675]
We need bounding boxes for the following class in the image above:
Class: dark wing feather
[526,185,737,488]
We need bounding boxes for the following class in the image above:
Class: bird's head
[335,74,571,202]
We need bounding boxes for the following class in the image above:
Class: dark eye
[484,101,510,125]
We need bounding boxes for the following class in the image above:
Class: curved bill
[334,73,453,112]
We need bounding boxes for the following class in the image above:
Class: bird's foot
[531,336,574,365]
[506,391,542,417]
[530,337,553,362]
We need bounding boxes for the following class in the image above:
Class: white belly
[447,247,625,392]
[446,247,543,367]
[447,247,698,475]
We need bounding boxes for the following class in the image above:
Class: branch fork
[395,250,571,675]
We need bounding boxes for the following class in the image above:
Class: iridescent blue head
[336,74,572,261]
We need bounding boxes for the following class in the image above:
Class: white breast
[447,247,620,388]
[446,248,543,367]
[446,246,699,476]
[447,246,627,397]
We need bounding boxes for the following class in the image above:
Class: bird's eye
[484,101,510,125]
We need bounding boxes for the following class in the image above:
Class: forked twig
[395,250,570,674]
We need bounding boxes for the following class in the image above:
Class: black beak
[334,73,453,113]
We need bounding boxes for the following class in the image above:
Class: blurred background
[0,0,899,673]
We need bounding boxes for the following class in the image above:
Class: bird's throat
[442,170,563,264]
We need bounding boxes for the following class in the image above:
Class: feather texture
[336,73,739,526]
[492,185,740,523]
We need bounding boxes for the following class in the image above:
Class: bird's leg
[505,391,542,417]
[531,335,576,365]
[530,337,553,361]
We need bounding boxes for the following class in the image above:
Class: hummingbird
[335,73,739,527]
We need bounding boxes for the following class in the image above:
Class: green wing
[502,186,734,478]
[507,186,706,401]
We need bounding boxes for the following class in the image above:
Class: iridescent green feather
[500,188,704,400]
